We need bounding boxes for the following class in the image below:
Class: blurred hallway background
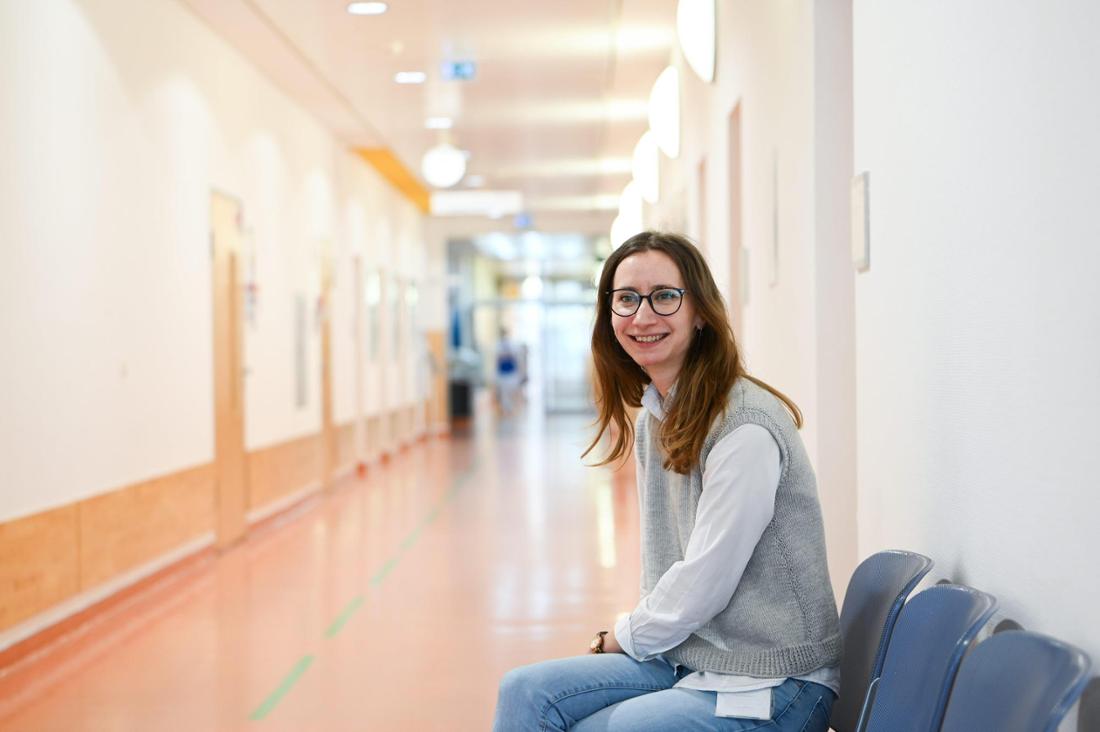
[2,1,1099,729]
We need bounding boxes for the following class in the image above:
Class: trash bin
[449,379,472,418]
[447,347,483,420]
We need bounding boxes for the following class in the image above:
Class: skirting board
[245,481,322,526]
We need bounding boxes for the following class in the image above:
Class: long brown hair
[583,231,802,474]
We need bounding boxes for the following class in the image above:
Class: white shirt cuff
[614,613,645,661]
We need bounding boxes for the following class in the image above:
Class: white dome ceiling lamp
[421,142,467,188]
[648,66,681,159]
[632,131,660,204]
[677,0,716,84]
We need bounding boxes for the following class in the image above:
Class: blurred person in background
[495,328,522,415]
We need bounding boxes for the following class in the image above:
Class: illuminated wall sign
[441,60,477,81]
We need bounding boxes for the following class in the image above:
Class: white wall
[854,0,1100,707]
[811,0,858,601]
[655,0,859,595]
[648,0,1096,722]
[656,1,818,445]
[329,152,425,427]
[0,0,429,522]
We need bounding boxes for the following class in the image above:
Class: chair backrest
[862,584,997,732]
[1079,677,1100,732]
[829,550,933,732]
[940,630,1091,732]
[993,617,1023,634]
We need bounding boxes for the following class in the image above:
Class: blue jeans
[493,654,835,731]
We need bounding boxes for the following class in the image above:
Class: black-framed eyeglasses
[607,288,687,317]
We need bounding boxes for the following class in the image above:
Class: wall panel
[79,464,215,588]
[246,433,323,509]
[0,506,80,630]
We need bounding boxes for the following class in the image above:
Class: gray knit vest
[635,377,842,677]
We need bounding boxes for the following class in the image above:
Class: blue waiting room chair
[858,584,997,732]
[939,630,1091,732]
[829,550,934,732]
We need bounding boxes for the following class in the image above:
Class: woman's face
[610,249,703,387]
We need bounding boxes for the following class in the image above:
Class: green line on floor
[251,458,484,722]
[400,529,421,551]
[325,596,365,638]
[369,557,400,585]
[249,654,314,721]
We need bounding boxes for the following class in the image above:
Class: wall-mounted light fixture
[677,0,716,83]
[632,131,660,204]
[648,66,680,158]
[614,181,644,248]
[610,215,630,249]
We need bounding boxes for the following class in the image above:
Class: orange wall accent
[354,148,431,214]
[79,464,215,587]
[0,505,80,630]
[246,433,324,509]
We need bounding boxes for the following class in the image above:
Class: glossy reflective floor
[0,401,639,731]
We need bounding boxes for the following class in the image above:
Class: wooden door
[211,192,247,548]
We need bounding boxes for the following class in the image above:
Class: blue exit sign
[440,61,476,81]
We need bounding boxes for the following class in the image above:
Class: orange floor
[0,406,639,731]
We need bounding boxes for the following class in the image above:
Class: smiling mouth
[631,334,668,343]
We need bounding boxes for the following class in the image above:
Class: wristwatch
[589,630,609,654]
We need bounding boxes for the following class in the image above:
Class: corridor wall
[0,0,436,647]
[852,3,1100,723]
[650,1,859,600]
[651,9,1098,724]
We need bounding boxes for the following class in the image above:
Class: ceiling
[181,0,678,235]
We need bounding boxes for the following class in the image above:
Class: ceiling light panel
[394,71,427,84]
[425,117,453,129]
[346,2,388,16]
[431,190,523,217]
[494,158,633,179]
